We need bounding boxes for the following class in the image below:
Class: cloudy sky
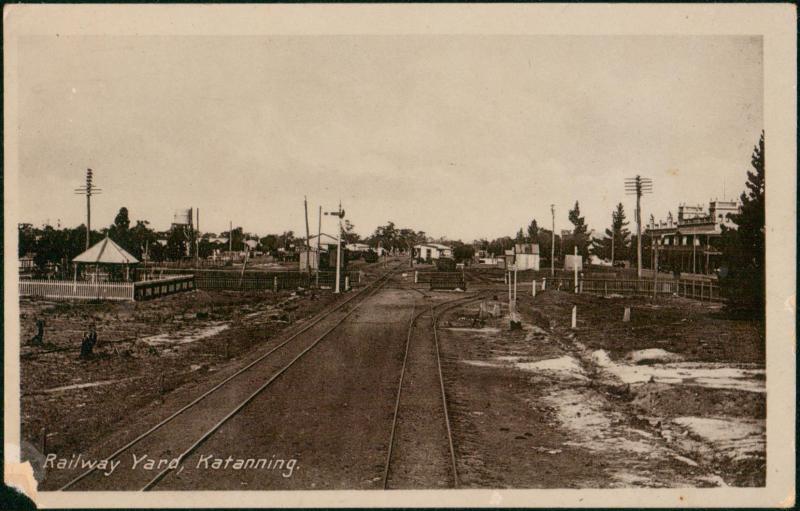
[16,35,762,240]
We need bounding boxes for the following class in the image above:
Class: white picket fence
[19,280,135,301]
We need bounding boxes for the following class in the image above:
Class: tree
[165,226,189,260]
[276,230,295,251]
[591,203,630,262]
[342,219,360,244]
[260,234,279,253]
[452,242,475,264]
[515,228,526,244]
[129,220,158,259]
[720,131,765,317]
[567,201,590,257]
[526,219,539,243]
[108,207,133,252]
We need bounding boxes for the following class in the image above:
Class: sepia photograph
[3,4,795,508]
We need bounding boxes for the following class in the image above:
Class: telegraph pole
[74,168,102,249]
[304,197,311,274]
[316,206,322,288]
[625,175,653,279]
[550,204,555,277]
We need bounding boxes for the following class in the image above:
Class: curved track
[382,290,488,489]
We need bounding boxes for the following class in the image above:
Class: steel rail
[430,295,489,489]
[59,263,403,491]
[140,267,401,491]
[382,292,485,489]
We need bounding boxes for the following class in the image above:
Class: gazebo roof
[72,236,139,265]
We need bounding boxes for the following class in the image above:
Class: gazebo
[72,236,139,282]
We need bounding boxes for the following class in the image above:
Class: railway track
[382,290,487,489]
[59,261,406,492]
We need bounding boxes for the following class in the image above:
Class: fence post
[273,276,278,293]
[414,271,418,284]
[604,280,608,296]
[700,280,704,301]
[345,276,350,291]
[532,279,536,298]
[542,278,546,291]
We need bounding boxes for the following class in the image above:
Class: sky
[15,35,763,241]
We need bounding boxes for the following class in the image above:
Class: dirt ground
[20,262,765,490]
[19,263,390,475]
[438,288,765,488]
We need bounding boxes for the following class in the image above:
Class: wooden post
[653,242,658,298]
[513,266,518,304]
[41,423,48,454]
[571,306,577,329]
[532,279,536,298]
[304,196,311,274]
[273,276,278,293]
[604,280,608,296]
[623,307,631,322]
[542,278,546,290]
[700,280,705,301]
[573,247,578,293]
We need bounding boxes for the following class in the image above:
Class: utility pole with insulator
[625,175,653,279]
[74,168,102,249]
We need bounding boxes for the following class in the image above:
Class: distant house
[346,242,371,253]
[19,253,35,273]
[513,243,540,271]
[307,233,340,249]
[414,243,453,261]
[300,233,345,271]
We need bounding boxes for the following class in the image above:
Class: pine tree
[591,203,630,262]
[720,131,765,317]
[568,201,589,256]
[526,219,539,243]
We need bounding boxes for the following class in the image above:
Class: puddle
[542,387,717,487]
[591,350,765,393]
[673,416,765,461]
[445,327,501,334]
[40,377,137,393]
[626,348,684,364]
[515,356,588,380]
[142,323,230,346]
[463,360,503,368]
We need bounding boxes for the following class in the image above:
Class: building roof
[72,236,139,265]
[308,233,340,245]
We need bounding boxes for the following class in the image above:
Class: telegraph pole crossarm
[625,175,653,279]
[74,168,102,249]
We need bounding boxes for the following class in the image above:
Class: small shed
[72,236,139,281]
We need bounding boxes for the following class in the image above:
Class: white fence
[19,280,135,301]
